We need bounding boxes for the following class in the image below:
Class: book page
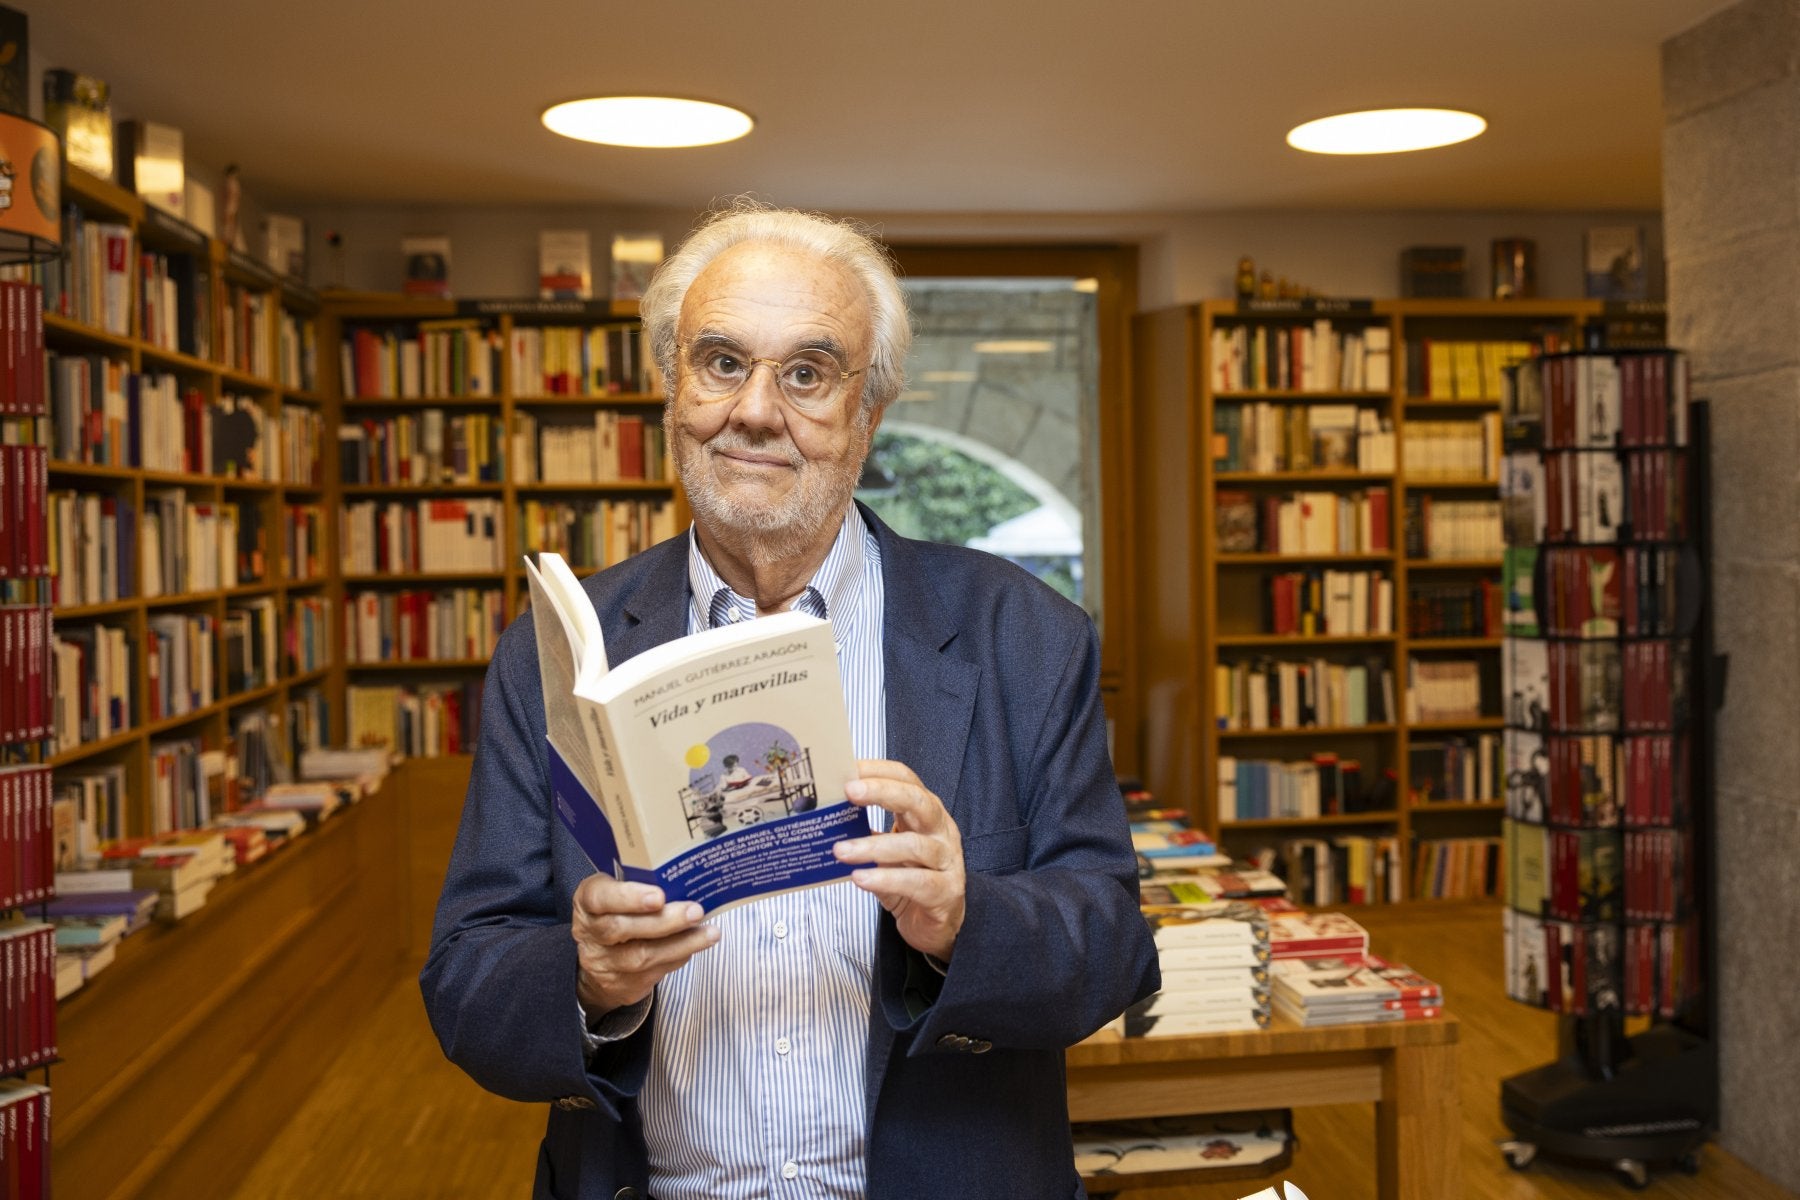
[523,558,602,798]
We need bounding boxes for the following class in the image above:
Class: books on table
[527,552,868,913]
[1271,953,1443,1026]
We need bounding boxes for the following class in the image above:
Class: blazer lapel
[868,507,978,827]
[608,534,692,660]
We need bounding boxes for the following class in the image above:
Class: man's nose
[729,360,788,429]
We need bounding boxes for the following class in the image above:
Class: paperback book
[526,553,868,911]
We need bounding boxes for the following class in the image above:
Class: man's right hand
[572,876,719,1016]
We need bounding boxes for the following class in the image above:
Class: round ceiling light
[541,96,754,148]
[1286,108,1486,155]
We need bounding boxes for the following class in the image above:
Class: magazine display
[525,553,869,911]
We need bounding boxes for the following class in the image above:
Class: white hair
[640,199,912,413]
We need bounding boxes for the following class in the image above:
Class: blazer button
[971,1038,993,1054]
[937,1033,960,1049]
[555,1095,597,1111]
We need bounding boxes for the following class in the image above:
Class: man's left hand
[834,759,965,963]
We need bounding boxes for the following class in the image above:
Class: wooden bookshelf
[319,295,689,755]
[47,164,331,844]
[1131,297,1614,902]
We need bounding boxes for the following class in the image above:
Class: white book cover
[526,553,869,911]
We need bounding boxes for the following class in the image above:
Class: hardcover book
[526,552,869,912]
[538,229,592,300]
[43,69,111,180]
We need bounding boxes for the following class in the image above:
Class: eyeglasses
[679,339,868,412]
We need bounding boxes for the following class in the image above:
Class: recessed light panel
[542,96,754,148]
[1286,108,1485,155]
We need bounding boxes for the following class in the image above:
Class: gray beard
[671,407,869,569]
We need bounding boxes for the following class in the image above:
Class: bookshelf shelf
[1133,297,1611,903]
[45,313,134,352]
[137,343,220,377]
[284,667,332,688]
[49,460,136,480]
[1217,723,1398,739]
[1214,470,1394,484]
[338,395,501,408]
[54,598,140,620]
[514,392,663,406]
[341,571,505,584]
[50,727,140,769]
[219,364,279,391]
[1409,800,1505,813]
[1219,813,1400,830]
[512,480,674,494]
[339,483,505,496]
[283,388,324,405]
[344,659,496,671]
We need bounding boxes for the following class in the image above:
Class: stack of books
[1270,954,1443,1026]
[1116,901,1272,1036]
[92,829,233,922]
[1254,898,1372,960]
[50,908,132,998]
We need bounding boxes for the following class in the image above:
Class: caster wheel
[1499,1140,1537,1172]
[1677,1151,1702,1175]
[1613,1158,1649,1190]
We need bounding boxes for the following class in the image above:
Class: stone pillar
[1662,2,1800,1189]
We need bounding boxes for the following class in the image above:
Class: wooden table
[1066,1014,1461,1200]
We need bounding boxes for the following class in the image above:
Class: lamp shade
[0,112,60,265]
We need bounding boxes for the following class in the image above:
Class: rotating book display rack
[1495,348,1719,1189]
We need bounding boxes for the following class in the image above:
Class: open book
[525,553,870,912]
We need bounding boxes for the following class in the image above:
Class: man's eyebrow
[687,329,852,363]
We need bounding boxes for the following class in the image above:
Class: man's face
[668,242,878,548]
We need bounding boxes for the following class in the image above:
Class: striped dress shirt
[640,507,888,1200]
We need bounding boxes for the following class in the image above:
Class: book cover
[1584,226,1647,302]
[538,230,592,300]
[401,235,451,298]
[610,232,662,301]
[43,69,111,180]
[118,119,185,217]
[527,553,869,912]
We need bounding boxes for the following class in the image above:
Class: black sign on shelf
[455,298,627,319]
[1235,297,1376,316]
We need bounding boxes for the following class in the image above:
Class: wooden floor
[226,902,1796,1200]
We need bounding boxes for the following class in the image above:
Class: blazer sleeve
[881,615,1160,1052]
[418,617,653,1117]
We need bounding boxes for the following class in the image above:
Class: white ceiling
[28,0,1733,214]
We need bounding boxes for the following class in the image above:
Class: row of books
[1209,322,1392,394]
[1406,578,1501,639]
[339,498,503,575]
[508,323,661,396]
[337,411,504,485]
[342,322,501,399]
[1505,638,1687,735]
[513,410,672,484]
[1509,819,1694,924]
[137,248,210,358]
[220,283,273,379]
[47,351,128,465]
[0,1082,50,1196]
[1402,496,1503,561]
[142,490,256,593]
[50,206,132,335]
[284,504,325,580]
[52,624,128,752]
[347,683,481,757]
[0,607,50,745]
[1216,754,1391,822]
[1523,449,1689,545]
[343,588,504,664]
[1503,909,1700,1018]
[0,767,53,909]
[1520,350,1689,450]
[224,597,280,694]
[289,596,331,674]
[55,765,127,872]
[519,499,680,572]
[1519,545,1687,640]
[1402,657,1483,724]
[1271,836,1403,906]
[0,282,45,414]
[1213,403,1395,474]
[0,444,47,579]
[1407,338,1540,401]
[1214,488,1389,556]
[0,926,56,1074]
[1411,835,1501,900]
[1506,729,1691,828]
[1408,733,1501,804]
[1262,569,1393,636]
[1212,655,1395,731]
[278,310,318,392]
[146,613,217,722]
[1402,415,1501,481]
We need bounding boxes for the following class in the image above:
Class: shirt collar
[685,506,870,631]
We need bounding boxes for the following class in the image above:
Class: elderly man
[421,203,1157,1200]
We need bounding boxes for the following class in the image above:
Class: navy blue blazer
[421,504,1159,1199]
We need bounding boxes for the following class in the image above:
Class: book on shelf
[43,69,113,181]
[117,119,186,218]
[401,235,451,298]
[609,232,662,302]
[527,552,870,912]
[1584,226,1647,302]
[538,230,592,300]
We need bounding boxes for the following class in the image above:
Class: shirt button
[781,1161,799,1180]
[775,1036,791,1055]
[773,920,788,939]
